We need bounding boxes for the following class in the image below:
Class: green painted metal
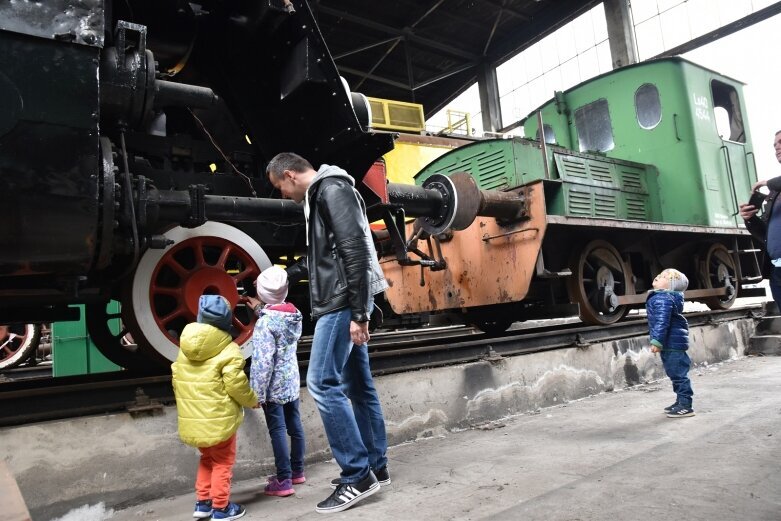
[414,58,757,229]
[521,57,756,227]
[414,136,660,221]
[52,302,121,376]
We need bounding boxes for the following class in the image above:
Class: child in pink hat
[245,267,306,496]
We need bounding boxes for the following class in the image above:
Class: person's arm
[319,181,374,323]
[760,175,781,193]
[223,347,258,408]
[249,319,276,402]
[285,256,309,283]
[647,295,672,350]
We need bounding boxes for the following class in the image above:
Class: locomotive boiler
[0,0,520,368]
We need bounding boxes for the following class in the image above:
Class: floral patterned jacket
[249,302,303,404]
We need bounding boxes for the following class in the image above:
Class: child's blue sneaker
[211,502,246,520]
[663,402,678,413]
[193,499,212,519]
[666,404,695,418]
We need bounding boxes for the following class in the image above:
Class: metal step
[755,317,781,335]
[763,300,780,316]
[748,335,781,356]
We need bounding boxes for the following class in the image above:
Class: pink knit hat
[255,266,288,305]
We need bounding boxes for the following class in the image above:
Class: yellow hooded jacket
[172,322,258,448]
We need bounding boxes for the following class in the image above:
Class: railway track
[0,306,761,427]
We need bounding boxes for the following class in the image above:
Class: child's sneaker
[666,404,695,418]
[265,477,295,497]
[663,402,678,413]
[211,502,246,520]
[193,499,212,519]
[292,471,306,484]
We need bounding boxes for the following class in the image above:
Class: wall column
[604,0,639,69]
[477,62,502,134]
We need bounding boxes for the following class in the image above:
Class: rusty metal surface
[381,181,546,314]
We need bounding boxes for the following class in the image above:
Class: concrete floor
[107,355,781,521]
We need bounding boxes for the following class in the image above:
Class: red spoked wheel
[126,222,272,363]
[0,324,41,371]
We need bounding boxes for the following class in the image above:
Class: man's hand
[739,203,759,221]
[650,345,660,354]
[350,320,370,345]
[752,179,768,192]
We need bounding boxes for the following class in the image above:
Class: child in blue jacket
[245,266,306,496]
[647,268,695,418]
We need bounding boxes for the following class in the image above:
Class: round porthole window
[635,83,661,130]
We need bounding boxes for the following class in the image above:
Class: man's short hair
[775,129,781,136]
[266,152,313,180]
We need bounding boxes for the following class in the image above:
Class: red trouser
[195,433,237,509]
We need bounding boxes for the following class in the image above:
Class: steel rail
[0,306,761,427]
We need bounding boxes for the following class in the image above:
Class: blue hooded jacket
[646,290,689,350]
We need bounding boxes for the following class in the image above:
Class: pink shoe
[265,477,295,497]
[292,471,306,485]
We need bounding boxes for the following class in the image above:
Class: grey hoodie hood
[308,164,355,193]
[304,164,356,242]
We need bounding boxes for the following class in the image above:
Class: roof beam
[413,62,477,91]
[334,36,402,60]
[477,0,530,21]
[316,5,480,60]
[653,1,781,60]
[338,66,411,90]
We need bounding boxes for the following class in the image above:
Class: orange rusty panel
[381,181,547,314]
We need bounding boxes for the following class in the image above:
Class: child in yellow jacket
[172,295,258,521]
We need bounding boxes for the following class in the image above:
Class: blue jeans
[306,304,388,483]
[769,266,781,314]
[263,399,305,480]
[660,349,693,408]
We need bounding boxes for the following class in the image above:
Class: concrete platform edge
[3,317,755,520]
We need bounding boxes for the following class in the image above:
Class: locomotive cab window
[711,80,745,143]
[574,99,614,153]
[635,83,661,129]
[536,123,557,144]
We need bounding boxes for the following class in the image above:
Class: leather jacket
[744,176,781,277]
[302,166,388,322]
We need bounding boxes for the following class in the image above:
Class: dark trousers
[769,266,781,314]
[660,349,693,408]
[263,399,305,480]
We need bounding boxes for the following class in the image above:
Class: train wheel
[86,301,151,371]
[699,243,737,310]
[125,222,272,364]
[568,240,629,325]
[0,324,41,371]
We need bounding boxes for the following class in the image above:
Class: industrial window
[635,83,661,129]
[711,80,745,143]
[535,123,557,144]
[574,99,614,153]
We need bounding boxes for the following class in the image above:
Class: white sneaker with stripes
[316,470,380,514]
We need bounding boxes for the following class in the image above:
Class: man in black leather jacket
[267,152,389,514]
[740,130,781,312]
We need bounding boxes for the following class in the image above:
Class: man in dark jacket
[266,152,389,514]
[739,130,781,312]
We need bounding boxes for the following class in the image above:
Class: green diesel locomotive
[379,57,764,331]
